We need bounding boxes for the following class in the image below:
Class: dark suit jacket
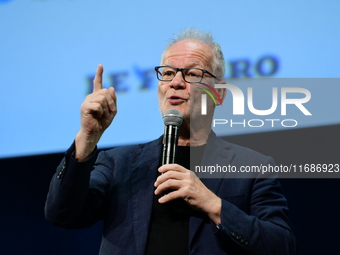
[45,132,296,254]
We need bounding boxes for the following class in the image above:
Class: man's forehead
[162,39,213,67]
[162,61,202,67]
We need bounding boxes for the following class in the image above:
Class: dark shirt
[145,145,206,255]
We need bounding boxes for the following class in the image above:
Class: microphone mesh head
[163,109,183,126]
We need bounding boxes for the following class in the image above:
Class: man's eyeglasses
[155,66,217,83]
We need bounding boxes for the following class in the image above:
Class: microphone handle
[162,124,180,165]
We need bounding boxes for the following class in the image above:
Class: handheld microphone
[162,109,183,165]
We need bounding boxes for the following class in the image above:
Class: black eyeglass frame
[154,65,218,83]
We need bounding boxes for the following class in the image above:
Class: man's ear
[216,79,227,105]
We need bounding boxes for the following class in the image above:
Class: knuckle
[164,180,171,189]
[166,171,174,179]
[92,104,102,113]
[168,192,176,200]
[182,185,190,193]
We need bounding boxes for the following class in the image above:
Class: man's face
[158,39,216,122]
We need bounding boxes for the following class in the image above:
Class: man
[45,29,296,254]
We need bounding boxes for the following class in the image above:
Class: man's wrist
[207,197,222,225]
[74,131,99,162]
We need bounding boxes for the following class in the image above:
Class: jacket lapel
[189,132,235,246]
[130,137,162,254]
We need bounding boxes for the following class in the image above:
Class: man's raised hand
[75,64,117,161]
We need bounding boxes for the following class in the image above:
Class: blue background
[1,0,339,158]
[1,1,339,254]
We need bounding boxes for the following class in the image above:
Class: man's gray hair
[162,28,225,80]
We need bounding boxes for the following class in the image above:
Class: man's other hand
[154,164,221,225]
[75,64,117,161]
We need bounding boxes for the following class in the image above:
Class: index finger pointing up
[93,64,104,92]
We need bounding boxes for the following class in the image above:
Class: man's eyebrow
[187,62,200,67]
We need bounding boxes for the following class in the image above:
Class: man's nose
[170,71,186,89]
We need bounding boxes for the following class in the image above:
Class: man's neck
[177,128,211,147]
